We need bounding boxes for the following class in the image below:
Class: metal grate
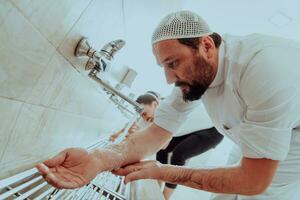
[0,139,130,200]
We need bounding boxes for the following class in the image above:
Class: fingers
[43,151,67,168]
[36,164,81,189]
[124,170,147,184]
[35,164,63,189]
[113,163,143,176]
[36,163,51,177]
[44,173,79,189]
[44,172,63,189]
[36,151,75,189]
[128,123,140,134]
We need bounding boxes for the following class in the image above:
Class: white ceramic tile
[58,0,125,73]
[0,97,23,163]
[0,102,126,178]
[0,7,55,101]
[0,0,13,25]
[26,52,127,120]
[11,0,92,47]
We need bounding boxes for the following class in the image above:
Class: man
[36,11,300,199]
[110,91,223,199]
[109,91,161,142]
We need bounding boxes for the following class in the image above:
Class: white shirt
[137,104,213,137]
[176,102,213,136]
[135,118,148,129]
[154,34,300,199]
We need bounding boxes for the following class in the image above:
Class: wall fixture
[74,37,143,114]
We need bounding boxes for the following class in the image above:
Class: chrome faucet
[74,37,125,71]
[74,37,143,114]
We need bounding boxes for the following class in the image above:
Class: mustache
[175,81,191,87]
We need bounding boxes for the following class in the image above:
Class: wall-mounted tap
[74,37,143,114]
[74,37,125,71]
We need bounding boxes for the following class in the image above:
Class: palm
[36,148,100,189]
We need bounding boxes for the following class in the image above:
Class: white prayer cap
[152,10,213,45]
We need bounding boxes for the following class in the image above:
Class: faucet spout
[74,37,142,116]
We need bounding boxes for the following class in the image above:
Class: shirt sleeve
[239,47,300,161]
[154,87,201,134]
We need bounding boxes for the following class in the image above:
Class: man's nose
[164,67,177,84]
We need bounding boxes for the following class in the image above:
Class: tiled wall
[0,0,129,179]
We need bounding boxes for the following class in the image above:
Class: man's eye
[167,61,177,69]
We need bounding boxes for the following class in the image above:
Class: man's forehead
[152,39,182,64]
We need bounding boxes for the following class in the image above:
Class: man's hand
[114,157,279,195]
[113,160,163,184]
[36,148,101,189]
[36,124,171,189]
[127,122,140,135]
[109,133,119,142]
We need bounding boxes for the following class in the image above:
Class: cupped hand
[113,160,163,184]
[109,134,118,142]
[128,122,140,135]
[36,148,101,189]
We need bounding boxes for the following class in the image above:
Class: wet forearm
[159,165,262,195]
[92,124,171,172]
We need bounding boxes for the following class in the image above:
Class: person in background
[110,91,224,200]
[109,91,160,142]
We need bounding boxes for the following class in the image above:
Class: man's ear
[198,36,215,59]
[152,101,159,108]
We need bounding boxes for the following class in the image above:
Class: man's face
[140,102,157,122]
[153,38,216,102]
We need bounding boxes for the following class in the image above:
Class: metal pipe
[63,191,74,200]
[89,185,98,200]
[47,189,66,200]
[89,69,143,114]
[15,181,48,200]
[73,186,87,199]
[0,168,38,190]
[77,185,92,200]
[3,186,27,199]
[35,187,55,200]
[118,177,126,195]
[0,176,42,199]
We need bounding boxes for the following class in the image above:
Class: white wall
[183,0,300,41]
[0,0,131,179]
[117,0,184,97]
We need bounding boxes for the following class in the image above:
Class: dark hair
[136,91,160,105]
[177,32,222,49]
[146,91,160,99]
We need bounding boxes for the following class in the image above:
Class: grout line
[9,0,58,49]
[0,1,14,27]
[55,0,96,77]
[10,0,93,51]
[6,0,58,105]
[23,50,56,103]
[56,0,95,53]
[121,0,127,39]
[0,100,24,164]
[0,95,121,122]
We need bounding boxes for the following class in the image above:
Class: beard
[175,81,208,102]
[175,54,215,102]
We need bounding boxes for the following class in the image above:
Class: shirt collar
[209,39,225,88]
